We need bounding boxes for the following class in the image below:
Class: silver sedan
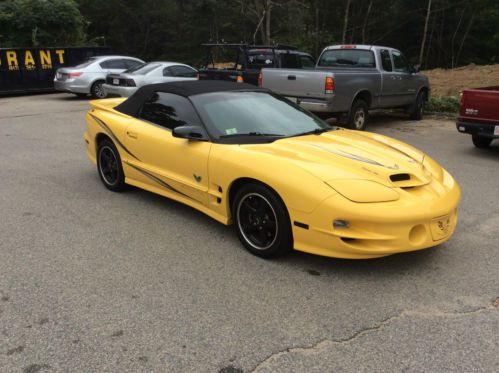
[103,62,198,97]
[54,55,144,98]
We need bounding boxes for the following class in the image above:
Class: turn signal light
[333,220,350,228]
[258,72,262,87]
[236,75,244,83]
[325,76,334,94]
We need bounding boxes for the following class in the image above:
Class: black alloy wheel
[97,139,126,191]
[232,183,292,258]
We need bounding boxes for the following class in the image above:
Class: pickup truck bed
[456,86,499,148]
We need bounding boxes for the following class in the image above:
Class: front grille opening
[390,173,411,182]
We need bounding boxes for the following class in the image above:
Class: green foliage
[0,0,85,47]
[1,0,499,70]
[426,96,460,114]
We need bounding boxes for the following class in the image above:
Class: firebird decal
[89,113,140,161]
[125,162,196,202]
[307,143,400,170]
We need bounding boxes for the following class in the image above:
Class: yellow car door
[123,92,211,206]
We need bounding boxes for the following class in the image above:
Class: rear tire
[409,91,425,120]
[232,183,292,259]
[97,139,126,191]
[90,80,106,99]
[472,134,493,148]
[347,99,369,130]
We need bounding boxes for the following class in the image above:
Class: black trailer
[0,47,110,95]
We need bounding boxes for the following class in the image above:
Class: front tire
[472,134,493,148]
[97,139,126,191]
[409,91,425,120]
[232,183,292,258]
[90,80,106,99]
[347,99,369,130]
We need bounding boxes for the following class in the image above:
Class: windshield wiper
[291,128,335,137]
[220,132,284,138]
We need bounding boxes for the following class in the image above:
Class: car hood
[240,129,432,188]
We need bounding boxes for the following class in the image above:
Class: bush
[426,96,460,114]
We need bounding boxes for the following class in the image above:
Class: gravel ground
[0,93,498,373]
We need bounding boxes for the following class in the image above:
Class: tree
[0,0,85,47]
[419,0,432,66]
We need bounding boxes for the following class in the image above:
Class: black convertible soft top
[115,80,267,117]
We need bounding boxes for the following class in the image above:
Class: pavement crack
[250,298,499,372]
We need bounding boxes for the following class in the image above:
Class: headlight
[326,179,399,203]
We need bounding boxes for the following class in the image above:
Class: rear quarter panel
[317,67,381,111]
[85,99,131,163]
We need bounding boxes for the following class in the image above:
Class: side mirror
[411,65,421,73]
[172,125,208,141]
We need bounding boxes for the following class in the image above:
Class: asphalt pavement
[0,93,498,373]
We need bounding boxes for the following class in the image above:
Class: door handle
[287,75,296,80]
[126,131,138,139]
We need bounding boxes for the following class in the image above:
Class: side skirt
[124,177,229,226]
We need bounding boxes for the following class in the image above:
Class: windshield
[124,62,161,75]
[75,57,98,68]
[318,49,375,68]
[191,91,332,142]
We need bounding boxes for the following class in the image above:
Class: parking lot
[0,93,498,372]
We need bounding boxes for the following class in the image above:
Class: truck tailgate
[261,68,331,99]
[460,87,499,124]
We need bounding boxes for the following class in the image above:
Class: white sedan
[103,62,198,97]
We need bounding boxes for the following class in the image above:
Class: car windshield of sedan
[190,91,334,141]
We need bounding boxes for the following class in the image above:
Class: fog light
[333,220,349,228]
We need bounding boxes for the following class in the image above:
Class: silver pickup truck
[260,45,430,130]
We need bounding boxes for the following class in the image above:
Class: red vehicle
[456,86,499,148]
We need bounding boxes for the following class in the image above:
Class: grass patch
[426,95,460,114]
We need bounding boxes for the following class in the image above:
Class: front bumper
[290,172,461,259]
[54,80,90,94]
[456,121,499,138]
[103,84,138,97]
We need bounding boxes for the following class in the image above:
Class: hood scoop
[389,172,428,188]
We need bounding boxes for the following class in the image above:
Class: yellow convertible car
[84,81,460,259]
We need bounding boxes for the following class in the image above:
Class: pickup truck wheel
[347,100,369,130]
[409,91,425,120]
[232,183,293,259]
[91,80,106,99]
[472,134,493,148]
